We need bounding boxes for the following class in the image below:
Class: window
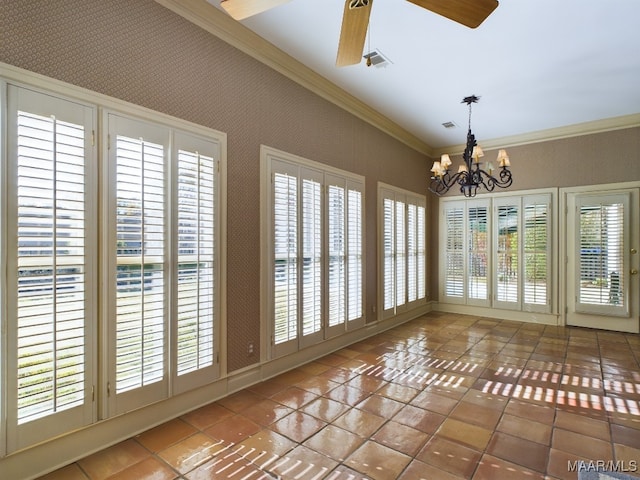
[5,85,97,451]
[264,147,364,358]
[379,184,427,319]
[440,199,490,306]
[439,193,552,313]
[575,193,629,316]
[1,82,224,453]
[105,113,222,415]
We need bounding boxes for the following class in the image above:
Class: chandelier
[429,95,513,197]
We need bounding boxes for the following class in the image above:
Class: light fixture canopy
[429,95,513,197]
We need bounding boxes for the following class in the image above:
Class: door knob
[632,248,638,254]
[631,269,639,275]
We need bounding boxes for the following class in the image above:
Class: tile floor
[38,312,640,480]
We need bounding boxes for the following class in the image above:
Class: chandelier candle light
[429,95,513,197]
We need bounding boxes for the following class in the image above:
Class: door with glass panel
[566,189,639,333]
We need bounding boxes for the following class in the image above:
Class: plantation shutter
[468,202,490,305]
[395,198,407,309]
[494,199,520,308]
[406,197,426,306]
[523,195,551,312]
[347,183,364,324]
[272,163,299,351]
[300,169,323,344]
[382,191,396,313]
[576,193,629,316]
[6,86,96,451]
[173,132,220,393]
[442,203,465,301]
[327,179,346,330]
[107,114,168,415]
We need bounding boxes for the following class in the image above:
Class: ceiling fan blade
[407,0,498,28]
[336,0,373,67]
[220,0,293,20]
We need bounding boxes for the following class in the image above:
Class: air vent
[442,121,457,129]
[363,50,391,68]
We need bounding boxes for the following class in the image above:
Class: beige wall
[1,0,638,369]
[0,0,431,372]
[428,129,640,299]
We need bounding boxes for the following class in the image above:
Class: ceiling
[192,0,640,154]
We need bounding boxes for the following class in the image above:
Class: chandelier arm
[429,170,464,196]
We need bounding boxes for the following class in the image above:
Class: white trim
[152,3,640,157]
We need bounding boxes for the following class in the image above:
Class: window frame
[378,183,428,320]
[261,146,365,360]
[439,190,554,314]
[0,72,226,454]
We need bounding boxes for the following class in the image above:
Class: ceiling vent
[363,50,391,68]
[442,121,457,129]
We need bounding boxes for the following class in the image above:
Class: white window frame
[378,183,427,320]
[439,190,554,314]
[261,146,365,360]
[0,70,226,453]
[3,83,98,452]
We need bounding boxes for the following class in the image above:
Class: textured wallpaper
[0,0,431,372]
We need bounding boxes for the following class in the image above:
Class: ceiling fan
[219,0,499,67]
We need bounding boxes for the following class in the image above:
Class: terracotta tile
[233,428,296,464]
[270,385,318,409]
[551,428,613,460]
[371,421,429,456]
[78,439,150,480]
[295,376,340,395]
[345,440,411,480]
[37,464,89,480]
[184,451,263,480]
[416,435,483,478]
[398,459,466,480]
[203,414,261,443]
[319,366,359,383]
[461,388,510,412]
[246,379,288,397]
[356,394,404,418]
[237,398,293,426]
[504,398,556,424]
[410,390,458,415]
[157,433,228,475]
[612,423,640,449]
[215,390,263,413]
[324,384,370,406]
[344,374,387,393]
[554,410,610,441]
[450,401,502,430]
[497,414,552,445]
[486,432,549,473]
[393,404,445,434]
[180,402,234,430]
[104,457,177,480]
[271,445,338,479]
[303,425,364,461]
[272,368,310,384]
[546,448,591,480]
[333,408,386,437]
[473,454,546,480]
[270,411,327,443]
[613,443,640,467]
[437,417,492,451]
[376,382,420,403]
[326,465,374,479]
[317,352,350,367]
[298,360,332,376]
[135,418,198,452]
[300,397,350,422]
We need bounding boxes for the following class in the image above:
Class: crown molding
[434,113,640,156]
[154,0,432,155]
